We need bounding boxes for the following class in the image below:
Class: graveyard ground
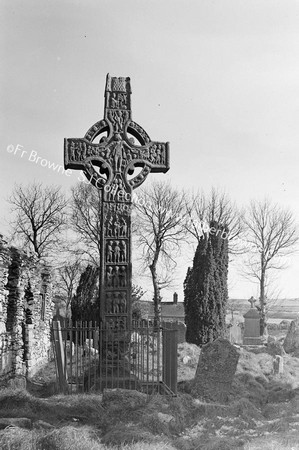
[0,340,299,449]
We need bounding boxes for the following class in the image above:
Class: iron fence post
[162,323,178,395]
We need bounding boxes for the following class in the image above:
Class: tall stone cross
[64,74,169,329]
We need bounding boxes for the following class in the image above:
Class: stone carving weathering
[64,74,169,329]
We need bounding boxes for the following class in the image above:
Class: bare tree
[243,198,299,333]
[55,260,83,315]
[184,187,244,253]
[70,183,102,264]
[133,181,187,326]
[8,182,67,258]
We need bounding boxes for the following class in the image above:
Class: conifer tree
[184,221,228,346]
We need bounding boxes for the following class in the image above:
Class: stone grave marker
[243,297,262,345]
[283,316,299,356]
[228,319,242,345]
[191,338,240,402]
[273,355,284,374]
[64,74,169,329]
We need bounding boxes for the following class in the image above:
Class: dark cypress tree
[184,221,228,346]
[71,265,100,322]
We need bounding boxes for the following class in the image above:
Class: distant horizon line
[139,298,299,302]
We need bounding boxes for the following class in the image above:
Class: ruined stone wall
[0,242,10,334]
[24,266,53,376]
[0,239,12,379]
[0,237,54,380]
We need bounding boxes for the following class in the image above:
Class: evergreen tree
[184,221,228,346]
[71,265,100,322]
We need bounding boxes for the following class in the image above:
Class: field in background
[228,297,299,322]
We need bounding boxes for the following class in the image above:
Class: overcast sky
[1,0,299,302]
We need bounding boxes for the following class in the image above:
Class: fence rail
[51,320,178,396]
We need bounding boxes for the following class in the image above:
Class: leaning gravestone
[191,338,240,403]
[64,74,169,330]
[283,316,299,356]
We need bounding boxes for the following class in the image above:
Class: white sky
[1,0,299,302]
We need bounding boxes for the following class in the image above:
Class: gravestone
[243,297,262,345]
[273,355,284,375]
[191,338,239,403]
[283,316,299,356]
[228,319,242,345]
[64,74,169,330]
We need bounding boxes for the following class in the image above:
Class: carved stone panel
[105,215,129,238]
[105,265,127,288]
[105,291,127,315]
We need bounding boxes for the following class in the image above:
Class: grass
[0,388,299,450]
[0,426,105,450]
[0,426,177,450]
[244,433,299,450]
[0,389,183,449]
[0,389,107,429]
[1,333,299,449]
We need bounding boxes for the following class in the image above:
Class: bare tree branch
[54,260,83,314]
[8,182,67,258]
[243,198,299,333]
[184,187,245,254]
[133,180,187,325]
[70,183,102,265]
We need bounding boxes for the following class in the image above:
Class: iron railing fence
[51,320,178,396]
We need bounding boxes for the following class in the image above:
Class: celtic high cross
[64,74,169,329]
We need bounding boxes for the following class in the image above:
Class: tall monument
[64,74,169,329]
